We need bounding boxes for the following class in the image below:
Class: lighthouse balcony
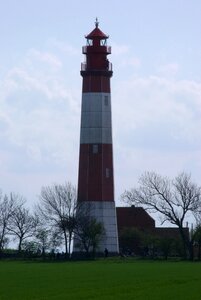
[82,45,111,54]
[81,62,112,72]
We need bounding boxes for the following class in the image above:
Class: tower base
[73,201,119,254]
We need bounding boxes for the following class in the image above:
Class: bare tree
[34,224,63,258]
[35,227,50,257]
[0,193,16,255]
[37,182,77,257]
[8,199,37,253]
[121,172,201,259]
[75,216,105,257]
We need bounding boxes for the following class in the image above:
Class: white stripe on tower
[80,93,112,144]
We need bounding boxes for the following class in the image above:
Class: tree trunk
[198,244,201,261]
[188,241,194,261]
[68,232,72,258]
[0,237,3,255]
[42,246,45,259]
[178,226,189,260]
[0,227,6,255]
[0,244,3,259]
[18,237,23,253]
[63,231,68,258]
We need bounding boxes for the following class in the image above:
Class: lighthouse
[75,20,119,254]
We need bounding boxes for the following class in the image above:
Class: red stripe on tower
[76,19,119,253]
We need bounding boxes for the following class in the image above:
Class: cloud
[111,42,141,69]
[118,57,141,68]
[5,68,56,99]
[0,46,80,180]
[26,49,62,70]
[112,43,130,56]
[0,110,11,133]
[157,63,179,77]
[26,144,42,162]
[48,38,80,56]
[113,76,201,144]
[112,74,201,199]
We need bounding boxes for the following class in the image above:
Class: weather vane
[95,17,99,28]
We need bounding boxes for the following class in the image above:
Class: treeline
[1,171,201,261]
[119,227,201,260]
[0,183,104,260]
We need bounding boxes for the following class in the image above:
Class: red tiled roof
[86,27,108,40]
[116,206,155,232]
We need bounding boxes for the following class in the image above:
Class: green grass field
[0,259,200,300]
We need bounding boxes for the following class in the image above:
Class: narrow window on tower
[106,168,110,178]
[92,144,98,154]
[104,95,109,106]
[87,39,93,46]
[101,39,107,46]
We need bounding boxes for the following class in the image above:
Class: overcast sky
[0,0,201,210]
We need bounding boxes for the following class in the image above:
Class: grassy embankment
[0,259,200,300]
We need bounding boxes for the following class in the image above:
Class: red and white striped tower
[76,20,119,253]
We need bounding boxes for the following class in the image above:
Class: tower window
[101,39,107,46]
[87,39,93,46]
[104,95,109,106]
[92,144,98,154]
[106,168,110,178]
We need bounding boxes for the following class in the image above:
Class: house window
[106,168,110,178]
[92,144,98,154]
[104,95,109,106]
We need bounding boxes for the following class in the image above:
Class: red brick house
[116,206,189,256]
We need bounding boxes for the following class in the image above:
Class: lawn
[0,259,200,300]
